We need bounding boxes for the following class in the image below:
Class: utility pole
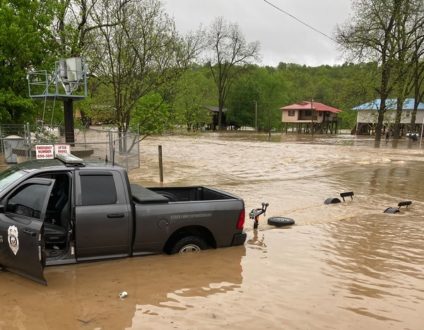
[311,98,314,136]
[254,100,258,132]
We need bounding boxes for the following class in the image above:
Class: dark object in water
[406,132,418,141]
[250,202,269,229]
[324,197,341,204]
[384,207,400,214]
[340,191,354,201]
[267,217,295,227]
[398,200,412,208]
[384,200,413,214]
[325,191,354,204]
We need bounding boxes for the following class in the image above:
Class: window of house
[80,174,117,206]
[288,110,295,116]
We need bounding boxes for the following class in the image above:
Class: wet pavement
[0,132,423,329]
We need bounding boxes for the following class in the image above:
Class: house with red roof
[280,101,342,134]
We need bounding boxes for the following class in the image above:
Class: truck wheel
[171,236,208,254]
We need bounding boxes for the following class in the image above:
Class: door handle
[107,213,125,219]
[23,229,36,237]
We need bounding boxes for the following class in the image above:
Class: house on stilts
[352,98,424,135]
[280,101,342,134]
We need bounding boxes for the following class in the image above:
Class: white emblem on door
[8,225,19,255]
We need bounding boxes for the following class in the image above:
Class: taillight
[236,209,245,230]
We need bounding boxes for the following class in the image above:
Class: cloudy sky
[163,0,353,67]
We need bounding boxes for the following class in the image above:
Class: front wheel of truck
[171,236,208,254]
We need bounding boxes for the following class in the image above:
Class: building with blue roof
[352,98,424,135]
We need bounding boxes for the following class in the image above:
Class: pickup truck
[0,154,246,284]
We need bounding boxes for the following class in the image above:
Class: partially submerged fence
[75,127,140,170]
[0,125,140,171]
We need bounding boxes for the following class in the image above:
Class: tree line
[0,0,423,142]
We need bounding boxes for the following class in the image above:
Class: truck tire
[171,236,208,254]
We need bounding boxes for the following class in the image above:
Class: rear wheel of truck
[171,236,208,254]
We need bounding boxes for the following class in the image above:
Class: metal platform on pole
[27,58,88,144]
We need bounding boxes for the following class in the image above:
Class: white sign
[35,145,54,159]
[54,144,70,155]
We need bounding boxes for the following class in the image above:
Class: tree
[173,68,215,131]
[88,0,198,141]
[227,67,287,131]
[390,0,424,138]
[130,92,172,139]
[410,20,424,129]
[337,0,403,142]
[205,17,260,130]
[0,0,57,123]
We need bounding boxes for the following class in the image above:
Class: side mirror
[0,205,4,213]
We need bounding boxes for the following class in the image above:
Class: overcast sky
[163,0,353,67]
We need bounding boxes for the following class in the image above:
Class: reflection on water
[0,247,245,329]
[1,132,424,329]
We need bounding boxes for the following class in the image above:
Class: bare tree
[205,17,260,130]
[410,25,424,129]
[391,0,424,138]
[337,0,402,142]
[54,0,128,56]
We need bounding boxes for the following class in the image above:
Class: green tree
[227,67,287,131]
[0,0,57,123]
[130,92,172,139]
[88,0,198,142]
[173,68,215,130]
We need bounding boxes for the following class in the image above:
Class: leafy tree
[88,0,198,143]
[227,67,286,131]
[173,68,215,130]
[0,0,56,123]
[130,92,172,139]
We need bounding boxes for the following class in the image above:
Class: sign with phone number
[35,144,70,159]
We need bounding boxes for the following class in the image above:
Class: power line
[263,0,337,43]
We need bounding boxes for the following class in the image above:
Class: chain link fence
[0,125,140,171]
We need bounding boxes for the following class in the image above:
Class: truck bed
[131,184,238,203]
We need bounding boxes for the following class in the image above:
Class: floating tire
[267,216,295,227]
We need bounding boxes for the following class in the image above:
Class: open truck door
[0,178,55,285]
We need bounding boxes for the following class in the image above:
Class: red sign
[54,144,70,155]
[35,145,54,159]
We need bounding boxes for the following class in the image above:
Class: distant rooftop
[353,98,424,111]
[281,101,342,113]
[204,106,228,113]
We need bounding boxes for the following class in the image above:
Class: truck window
[80,175,117,206]
[6,184,50,219]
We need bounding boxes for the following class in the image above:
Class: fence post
[158,145,163,183]
[108,131,113,162]
[0,125,2,154]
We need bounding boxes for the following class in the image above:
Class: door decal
[8,225,19,255]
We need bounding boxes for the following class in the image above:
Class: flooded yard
[0,132,423,329]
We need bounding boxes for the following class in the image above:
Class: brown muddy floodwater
[0,132,423,330]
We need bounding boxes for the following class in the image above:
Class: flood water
[1,132,423,329]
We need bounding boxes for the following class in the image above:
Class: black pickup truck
[0,154,246,284]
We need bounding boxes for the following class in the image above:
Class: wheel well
[163,226,216,254]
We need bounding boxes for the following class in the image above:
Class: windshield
[0,167,27,193]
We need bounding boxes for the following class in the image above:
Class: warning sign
[54,144,70,156]
[35,145,54,159]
